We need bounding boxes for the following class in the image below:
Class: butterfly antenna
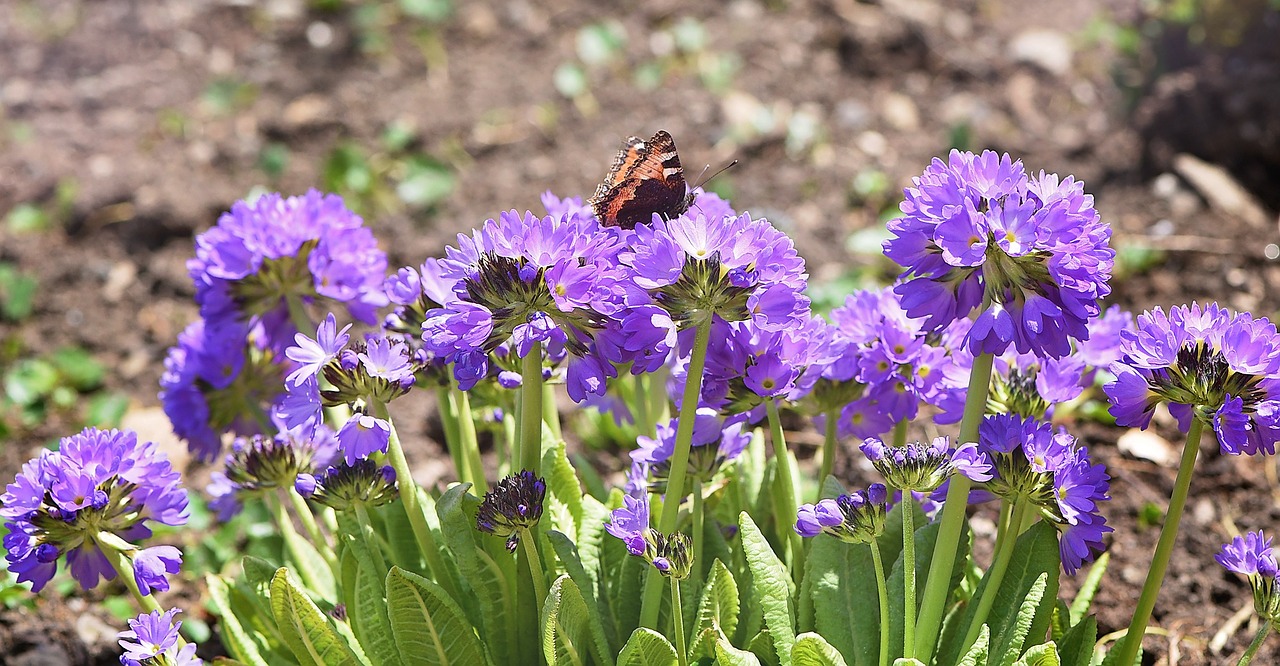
[691,159,739,192]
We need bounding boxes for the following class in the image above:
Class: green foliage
[386,566,486,665]
[271,568,360,666]
[617,628,677,666]
[740,512,796,666]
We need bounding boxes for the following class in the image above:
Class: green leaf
[542,574,610,666]
[547,530,617,660]
[1016,642,1061,666]
[84,392,129,428]
[435,483,512,666]
[996,573,1049,666]
[957,624,989,666]
[616,628,677,666]
[791,632,849,666]
[739,512,795,666]
[1057,616,1096,666]
[348,549,399,666]
[0,263,37,320]
[718,636,765,666]
[385,566,486,666]
[1069,553,1108,625]
[280,520,336,602]
[396,156,455,208]
[5,359,58,406]
[544,439,586,535]
[50,346,104,390]
[206,575,273,666]
[269,568,358,666]
[938,522,1057,666]
[695,559,741,650]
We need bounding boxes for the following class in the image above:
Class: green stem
[1239,621,1272,666]
[435,387,468,483]
[691,477,704,578]
[542,382,562,440]
[286,487,337,571]
[960,501,1028,653]
[671,576,689,666]
[374,402,457,599]
[892,419,908,448]
[502,410,517,476]
[519,345,545,475]
[97,534,164,615]
[640,319,713,629]
[353,503,390,574]
[902,491,917,657]
[1113,417,1204,666]
[635,374,655,439]
[989,499,1012,571]
[284,294,313,334]
[819,407,839,491]
[871,541,890,666]
[768,399,805,580]
[520,530,548,613]
[453,384,488,493]
[271,494,329,594]
[913,352,994,662]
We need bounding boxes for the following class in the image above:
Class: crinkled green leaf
[436,483,512,666]
[280,522,336,602]
[695,558,741,650]
[385,566,486,666]
[1057,616,1096,666]
[207,574,271,666]
[719,635,765,666]
[957,624,989,666]
[1016,641,1061,666]
[616,627,677,666]
[269,568,358,666]
[1069,553,1108,626]
[996,573,1049,666]
[544,439,585,535]
[739,512,795,666]
[791,632,848,666]
[548,529,617,660]
[347,547,399,666]
[542,574,611,666]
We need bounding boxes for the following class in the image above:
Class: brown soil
[2,0,1279,664]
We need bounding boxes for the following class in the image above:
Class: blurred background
[1,0,1279,663]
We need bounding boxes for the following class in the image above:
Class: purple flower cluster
[119,608,202,666]
[207,427,339,521]
[295,458,398,512]
[861,435,992,493]
[821,288,972,438]
[605,494,691,578]
[884,150,1113,358]
[1217,530,1280,621]
[189,190,387,335]
[1,429,188,592]
[795,483,889,544]
[1105,302,1280,455]
[976,414,1111,574]
[625,408,751,495]
[159,318,289,461]
[475,470,547,552]
[420,208,631,399]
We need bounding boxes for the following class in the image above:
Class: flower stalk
[519,344,545,475]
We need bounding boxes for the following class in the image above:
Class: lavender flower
[690,316,834,418]
[159,317,289,461]
[884,151,1113,358]
[475,471,546,552]
[795,484,889,544]
[1218,531,1280,623]
[1104,303,1280,455]
[188,190,387,335]
[605,494,651,556]
[861,436,992,493]
[206,427,339,520]
[132,545,183,596]
[1,429,188,593]
[118,608,203,666]
[605,495,692,578]
[295,458,398,512]
[626,408,751,495]
[975,414,1112,574]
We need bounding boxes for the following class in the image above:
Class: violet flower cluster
[118,608,202,666]
[975,414,1111,574]
[1217,531,1280,623]
[207,426,339,521]
[1105,302,1280,455]
[475,470,547,552]
[625,407,751,495]
[1,429,189,593]
[861,435,992,494]
[884,150,1113,358]
[795,483,889,544]
[605,494,692,578]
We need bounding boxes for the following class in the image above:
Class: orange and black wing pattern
[589,131,695,229]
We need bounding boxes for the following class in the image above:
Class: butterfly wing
[590,131,695,229]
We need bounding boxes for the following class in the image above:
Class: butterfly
[589,130,696,229]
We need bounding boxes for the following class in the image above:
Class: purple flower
[132,545,183,596]
[336,414,391,465]
[606,494,652,556]
[295,458,398,511]
[206,427,339,521]
[884,151,1113,358]
[1059,512,1112,576]
[285,313,351,387]
[1,429,188,592]
[159,317,289,461]
[861,435,991,493]
[476,471,547,552]
[795,484,889,544]
[627,408,752,494]
[1104,303,1280,455]
[1218,531,1276,577]
[118,608,202,666]
[188,190,387,336]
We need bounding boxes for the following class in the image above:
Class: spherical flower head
[296,458,397,512]
[118,608,203,666]
[648,530,693,579]
[621,210,810,331]
[630,408,752,492]
[1104,303,1280,455]
[160,317,289,461]
[336,413,391,465]
[188,190,388,333]
[423,210,627,398]
[476,470,547,552]
[796,484,889,544]
[861,436,991,493]
[884,151,1113,358]
[1,428,189,592]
